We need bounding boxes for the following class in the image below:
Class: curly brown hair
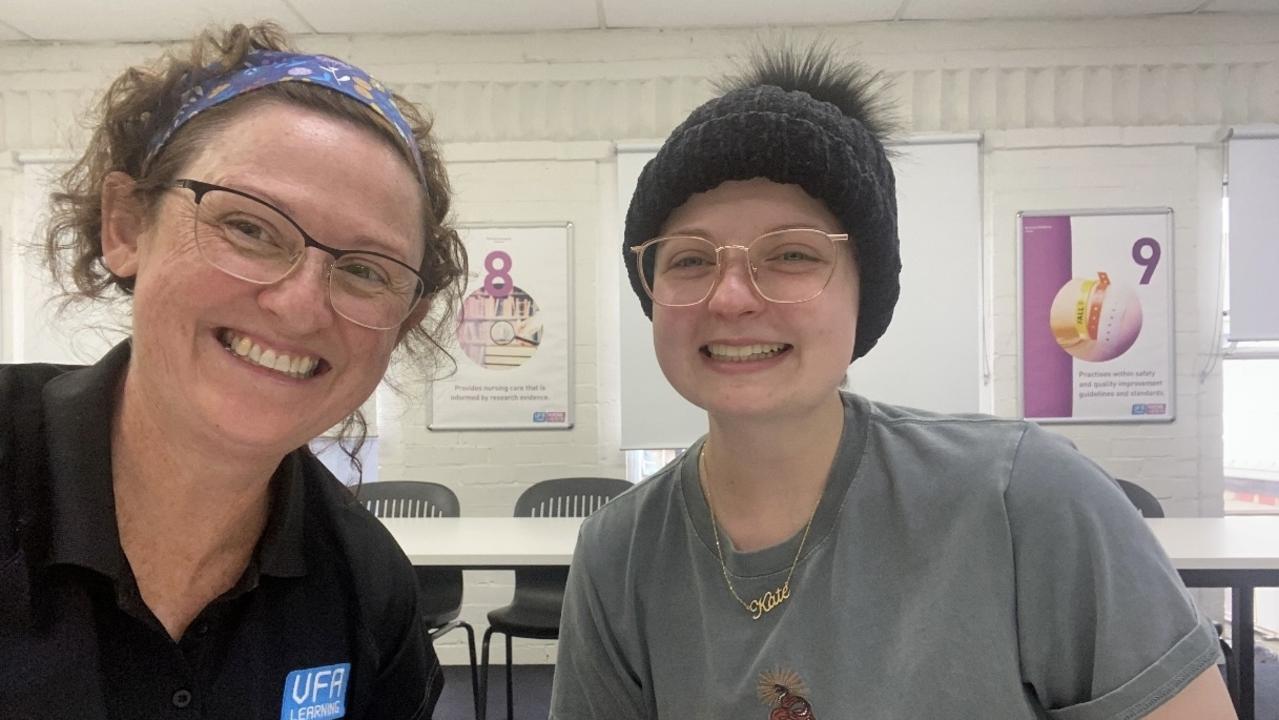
[42,22,467,477]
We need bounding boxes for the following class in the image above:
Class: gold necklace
[699,441,818,620]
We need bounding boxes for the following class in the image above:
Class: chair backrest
[1116,479,1165,519]
[357,481,460,519]
[508,478,632,625]
[514,477,633,518]
[354,481,464,626]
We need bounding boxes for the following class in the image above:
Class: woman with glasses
[550,45,1235,719]
[0,23,463,718]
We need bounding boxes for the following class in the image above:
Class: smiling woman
[550,42,1237,720]
[0,22,464,719]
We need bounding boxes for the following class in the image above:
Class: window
[1220,143,1279,513]
[1222,349,1279,514]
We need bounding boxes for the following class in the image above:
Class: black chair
[1116,478,1165,518]
[1115,478,1237,704]
[358,481,480,719]
[479,477,632,720]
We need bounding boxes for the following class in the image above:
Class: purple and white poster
[430,223,573,430]
[1019,210,1174,423]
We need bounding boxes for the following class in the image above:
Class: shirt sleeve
[1006,423,1220,720]
[549,522,648,720]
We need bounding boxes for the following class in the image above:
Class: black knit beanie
[623,46,900,361]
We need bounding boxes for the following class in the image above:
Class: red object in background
[1229,491,1279,507]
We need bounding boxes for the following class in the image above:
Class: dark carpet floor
[1256,645,1279,720]
[435,663,554,720]
[433,647,1279,720]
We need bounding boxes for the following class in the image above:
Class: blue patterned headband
[143,50,425,181]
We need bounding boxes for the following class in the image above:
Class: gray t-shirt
[551,393,1218,719]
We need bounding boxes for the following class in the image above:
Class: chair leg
[1221,638,1238,708]
[462,622,480,720]
[480,626,496,720]
[505,633,514,720]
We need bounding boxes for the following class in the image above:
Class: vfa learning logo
[281,663,350,720]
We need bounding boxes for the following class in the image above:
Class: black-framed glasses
[172,179,426,330]
[630,228,850,307]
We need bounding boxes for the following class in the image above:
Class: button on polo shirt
[0,342,441,719]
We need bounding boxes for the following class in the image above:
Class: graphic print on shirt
[280,663,351,720]
[757,668,816,719]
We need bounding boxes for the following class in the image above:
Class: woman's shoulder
[1002,421,1133,518]
[301,455,417,573]
[576,458,684,561]
[584,459,678,523]
[0,362,81,409]
[846,393,1032,486]
[0,361,101,449]
[0,362,82,478]
[844,392,1118,507]
[294,455,421,623]
[847,391,1029,437]
[0,365,58,560]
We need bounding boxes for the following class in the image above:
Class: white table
[382,515,1279,570]
[380,517,580,568]
[383,515,1279,719]
[1147,517,1279,720]
[1147,517,1279,571]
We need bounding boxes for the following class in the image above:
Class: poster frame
[1016,207,1176,424]
[429,221,575,431]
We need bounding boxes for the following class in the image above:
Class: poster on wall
[430,223,573,430]
[1018,209,1175,423]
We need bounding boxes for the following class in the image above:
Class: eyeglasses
[172,179,426,330]
[631,228,850,307]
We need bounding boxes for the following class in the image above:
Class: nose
[704,247,766,316]
[257,249,337,334]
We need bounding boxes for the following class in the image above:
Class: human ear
[99,171,145,279]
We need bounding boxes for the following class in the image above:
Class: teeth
[219,330,320,379]
[706,343,787,362]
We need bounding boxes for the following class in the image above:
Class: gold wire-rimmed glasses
[172,179,426,330]
[631,228,850,307]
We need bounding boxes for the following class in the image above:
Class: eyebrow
[216,177,418,263]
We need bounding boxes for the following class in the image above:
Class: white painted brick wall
[985,141,1227,518]
[3,14,1277,664]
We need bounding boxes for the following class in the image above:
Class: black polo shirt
[0,342,442,719]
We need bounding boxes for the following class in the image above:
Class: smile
[703,342,790,362]
[218,329,324,379]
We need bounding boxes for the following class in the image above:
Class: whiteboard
[616,146,708,449]
[617,137,984,449]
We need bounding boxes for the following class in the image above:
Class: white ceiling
[0,0,1276,41]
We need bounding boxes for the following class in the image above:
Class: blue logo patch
[281,663,350,720]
